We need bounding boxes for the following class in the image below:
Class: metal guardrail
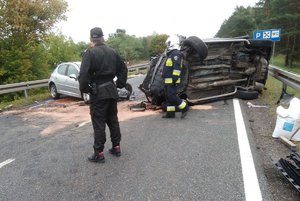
[2,63,297,100]
[268,65,300,92]
[0,79,49,99]
[127,63,149,74]
[0,63,150,99]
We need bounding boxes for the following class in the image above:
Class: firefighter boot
[162,112,175,118]
[88,150,105,163]
[109,145,121,157]
[181,105,189,119]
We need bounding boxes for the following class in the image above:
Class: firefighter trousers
[164,84,187,113]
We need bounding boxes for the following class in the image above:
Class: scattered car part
[274,151,300,193]
[130,102,146,111]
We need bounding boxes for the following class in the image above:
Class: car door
[55,63,68,93]
[63,63,81,98]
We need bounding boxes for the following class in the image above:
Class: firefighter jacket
[162,49,183,85]
[78,42,128,99]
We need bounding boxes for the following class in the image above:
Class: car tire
[182,36,208,61]
[50,83,60,99]
[82,93,90,104]
[124,83,133,100]
[235,89,259,100]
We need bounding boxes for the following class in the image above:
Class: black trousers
[90,98,121,152]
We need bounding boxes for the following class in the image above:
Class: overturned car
[139,36,273,105]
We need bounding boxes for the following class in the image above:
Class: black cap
[90,27,103,38]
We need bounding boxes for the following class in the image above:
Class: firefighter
[78,27,128,163]
[162,35,189,119]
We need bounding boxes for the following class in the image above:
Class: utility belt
[96,81,114,88]
[90,81,114,95]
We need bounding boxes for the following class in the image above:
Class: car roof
[58,61,81,67]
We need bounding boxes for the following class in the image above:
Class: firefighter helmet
[166,35,181,51]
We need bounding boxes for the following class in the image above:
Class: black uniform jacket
[78,43,128,100]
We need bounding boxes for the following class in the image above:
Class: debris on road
[247,102,269,108]
[130,101,146,111]
[76,121,90,128]
[274,151,300,193]
[129,101,162,112]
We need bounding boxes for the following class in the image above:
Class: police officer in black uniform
[162,34,189,119]
[79,27,128,163]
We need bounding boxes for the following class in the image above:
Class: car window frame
[57,64,68,76]
[66,64,79,77]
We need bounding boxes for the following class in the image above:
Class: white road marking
[0,158,15,169]
[77,121,90,128]
[233,99,262,201]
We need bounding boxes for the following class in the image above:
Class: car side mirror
[69,74,78,80]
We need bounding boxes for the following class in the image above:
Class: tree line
[0,0,168,87]
[216,0,300,67]
[1,0,299,88]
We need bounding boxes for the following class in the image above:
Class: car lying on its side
[48,62,132,103]
[139,36,273,105]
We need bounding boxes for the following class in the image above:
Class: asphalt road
[0,76,273,201]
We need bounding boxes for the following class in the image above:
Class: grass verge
[0,88,51,110]
[263,55,300,150]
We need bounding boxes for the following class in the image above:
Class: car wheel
[235,89,259,100]
[124,83,133,100]
[182,36,208,61]
[82,93,90,104]
[50,83,60,99]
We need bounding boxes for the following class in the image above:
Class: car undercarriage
[139,36,273,105]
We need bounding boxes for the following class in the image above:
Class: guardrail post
[24,83,30,102]
[24,89,28,101]
[277,83,288,104]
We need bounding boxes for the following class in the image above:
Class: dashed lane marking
[0,158,15,169]
[233,99,262,201]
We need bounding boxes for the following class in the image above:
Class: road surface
[0,76,273,201]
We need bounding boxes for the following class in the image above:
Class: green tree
[107,29,145,63]
[253,0,300,67]
[267,0,300,67]
[43,34,83,70]
[0,0,67,84]
[148,34,168,57]
[216,6,255,37]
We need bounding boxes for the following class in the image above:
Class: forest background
[0,0,299,101]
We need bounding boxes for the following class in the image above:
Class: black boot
[162,112,175,118]
[88,151,105,163]
[181,105,189,119]
[109,145,121,157]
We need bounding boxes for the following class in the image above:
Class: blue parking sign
[253,29,281,42]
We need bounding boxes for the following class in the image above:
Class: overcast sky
[55,0,258,43]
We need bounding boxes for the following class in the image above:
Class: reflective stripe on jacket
[162,49,183,85]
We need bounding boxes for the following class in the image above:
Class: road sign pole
[272,42,275,64]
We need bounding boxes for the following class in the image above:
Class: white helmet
[166,35,181,51]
